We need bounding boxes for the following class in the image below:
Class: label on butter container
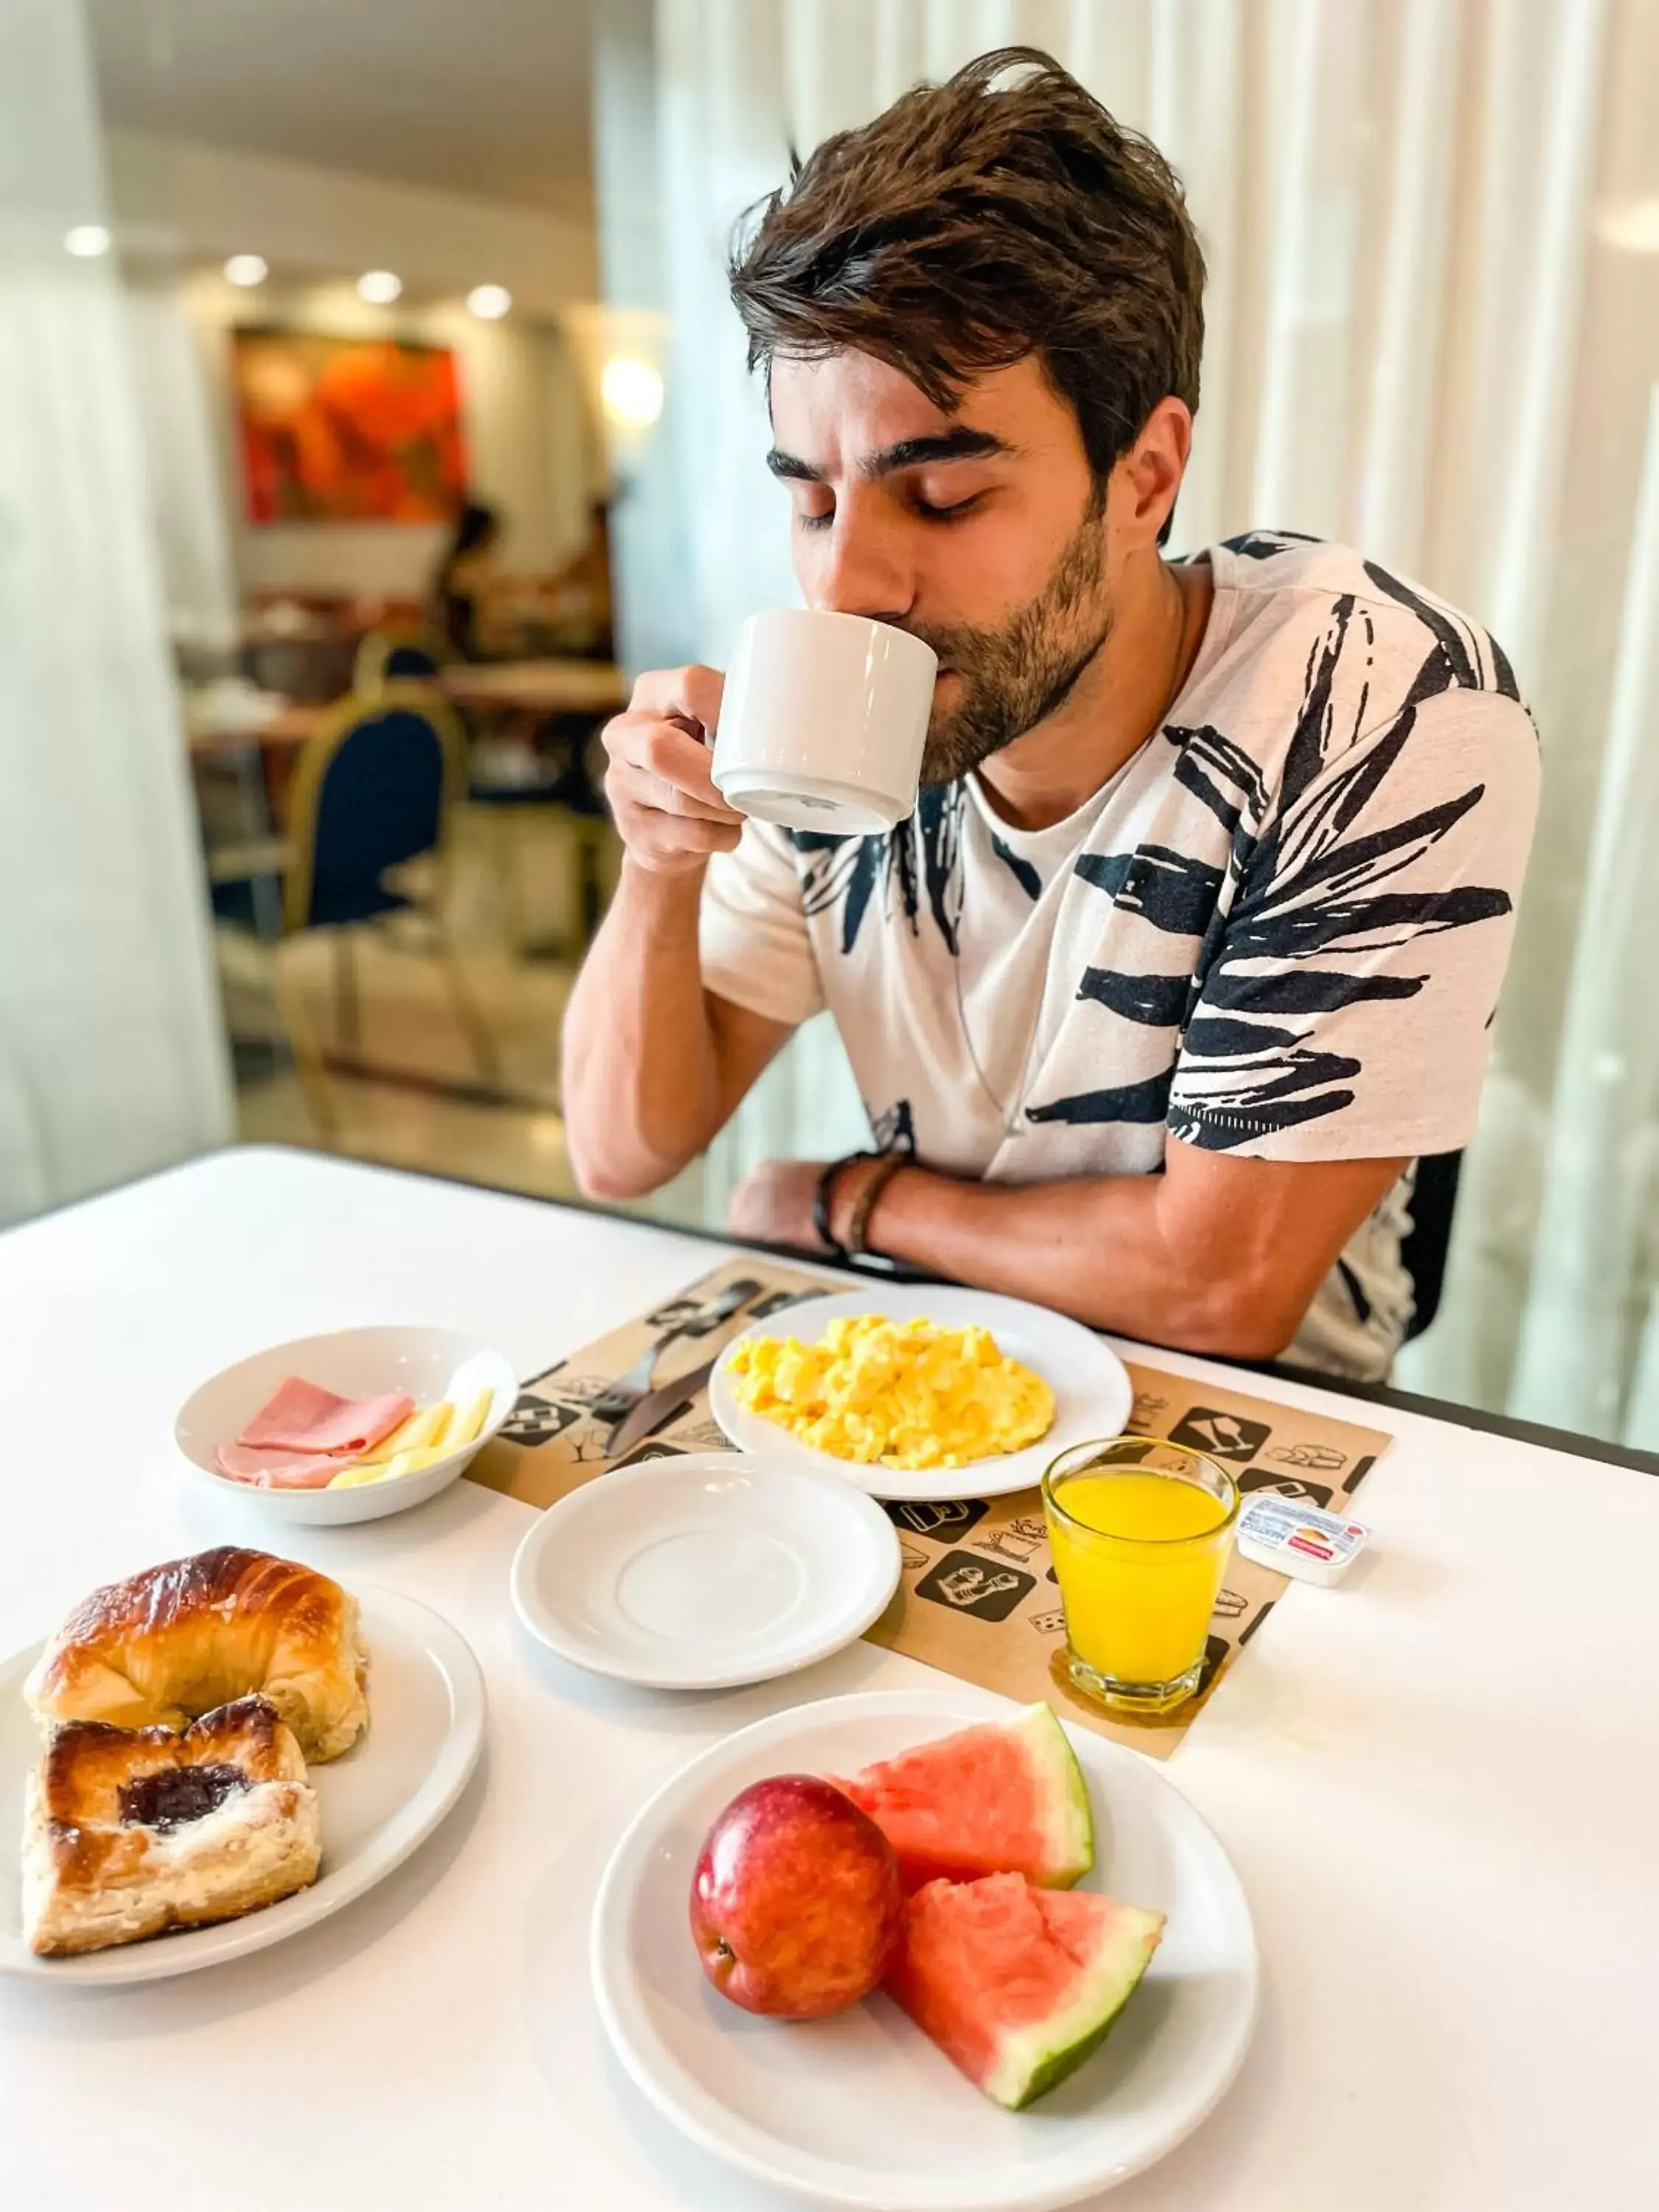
[1236,1496,1370,1586]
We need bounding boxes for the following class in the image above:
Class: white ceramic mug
[711,608,939,836]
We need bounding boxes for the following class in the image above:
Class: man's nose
[809,499,914,624]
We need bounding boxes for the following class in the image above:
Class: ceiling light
[64,224,111,258]
[356,269,403,305]
[1596,197,1659,254]
[467,283,512,321]
[223,253,268,288]
[601,355,664,430]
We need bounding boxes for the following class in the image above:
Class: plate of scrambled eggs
[709,1285,1133,1502]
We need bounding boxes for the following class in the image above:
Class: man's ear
[1118,397,1194,549]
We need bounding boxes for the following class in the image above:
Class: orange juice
[1043,1449,1237,1709]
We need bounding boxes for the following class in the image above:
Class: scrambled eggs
[728,1314,1055,1471]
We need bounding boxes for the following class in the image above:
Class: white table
[3,1147,1656,2211]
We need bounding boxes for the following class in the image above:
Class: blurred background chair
[1400,1152,1464,1344]
[353,620,456,693]
[210,683,499,1133]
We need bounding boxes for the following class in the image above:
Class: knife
[603,1349,723,1461]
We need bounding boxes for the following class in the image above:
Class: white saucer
[592,1687,1257,2211]
[1,1584,485,1983]
[709,1284,1134,1503]
[509,1453,902,1689]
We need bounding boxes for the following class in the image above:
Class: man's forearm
[560,860,723,1197]
[857,1164,1310,1359]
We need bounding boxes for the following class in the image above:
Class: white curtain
[120,280,241,657]
[0,0,232,1225]
[614,0,1659,1442]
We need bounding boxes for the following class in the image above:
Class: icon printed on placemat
[498,1391,582,1447]
[614,1440,689,1470]
[1029,1609,1067,1635]
[1130,1391,1169,1430]
[973,1515,1048,1565]
[1267,1441,1348,1474]
[1239,1470,1334,1510]
[883,1498,990,1540]
[743,1288,818,1324]
[500,1388,620,1466]
[669,1418,730,1452]
[644,1276,764,1335]
[915,1551,1035,1622]
[1168,1407,1273,1463]
[1211,1586,1249,1620]
[899,1540,930,1573]
[1196,1632,1231,1696]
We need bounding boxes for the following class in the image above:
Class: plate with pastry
[0,1545,484,1982]
[174,1324,518,1525]
[709,1284,1133,1503]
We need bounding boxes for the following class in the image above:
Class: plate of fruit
[590,1688,1257,2211]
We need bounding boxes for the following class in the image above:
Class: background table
[2,1148,1655,2210]
[184,699,324,756]
[439,658,630,717]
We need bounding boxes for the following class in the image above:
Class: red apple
[689,1774,903,2020]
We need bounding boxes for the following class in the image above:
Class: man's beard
[906,499,1114,787]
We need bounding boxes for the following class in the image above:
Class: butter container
[1235,1495,1370,1587]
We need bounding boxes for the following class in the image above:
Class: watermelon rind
[1009,1703,1095,1891]
[986,1902,1166,2110]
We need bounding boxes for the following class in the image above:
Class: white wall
[107,130,606,611]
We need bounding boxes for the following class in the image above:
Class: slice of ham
[215,1441,366,1488]
[237,1376,414,1456]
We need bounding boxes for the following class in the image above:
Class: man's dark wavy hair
[728,46,1206,484]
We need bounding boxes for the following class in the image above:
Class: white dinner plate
[591,1687,1256,2212]
[0,1582,485,1983]
[510,1453,902,1690]
[709,1284,1133,1503]
[174,1324,520,1526]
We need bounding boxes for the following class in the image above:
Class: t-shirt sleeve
[1167,689,1540,1161]
[698,819,824,1029]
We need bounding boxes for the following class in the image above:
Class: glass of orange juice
[1042,1436,1239,1715]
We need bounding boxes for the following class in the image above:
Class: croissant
[23,1695,321,1956]
[24,1547,369,1762]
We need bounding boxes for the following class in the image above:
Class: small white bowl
[174,1325,519,1526]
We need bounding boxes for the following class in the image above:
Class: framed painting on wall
[231,328,468,524]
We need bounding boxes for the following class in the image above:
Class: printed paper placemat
[467,1259,1391,1756]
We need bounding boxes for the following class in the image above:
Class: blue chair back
[285,689,462,931]
[352,622,452,695]
[383,640,443,679]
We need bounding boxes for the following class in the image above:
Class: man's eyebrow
[765,448,823,482]
[765,427,1012,484]
[863,428,1011,476]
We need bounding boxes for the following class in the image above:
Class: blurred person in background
[552,497,616,661]
[431,498,504,659]
[562,49,1540,1383]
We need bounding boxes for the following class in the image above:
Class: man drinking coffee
[562,48,1538,1382]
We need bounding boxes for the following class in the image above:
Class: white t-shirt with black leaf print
[700,534,1540,1380]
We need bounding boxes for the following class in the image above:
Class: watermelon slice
[888,1872,1165,2110]
[835,1703,1093,1891]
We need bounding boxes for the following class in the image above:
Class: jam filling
[118,1764,251,1831]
